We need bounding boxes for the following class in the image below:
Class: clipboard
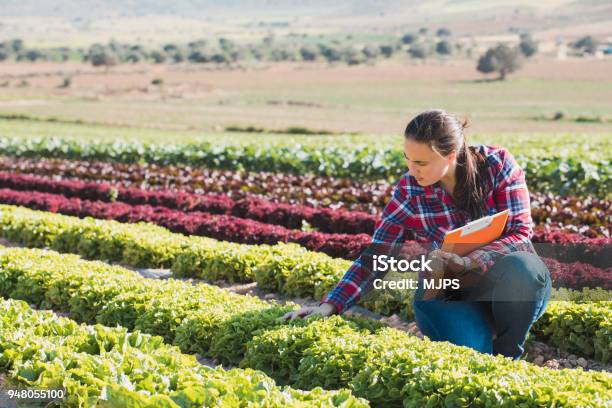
[441,209,510,256]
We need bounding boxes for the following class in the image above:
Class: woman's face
[403,139,456,186]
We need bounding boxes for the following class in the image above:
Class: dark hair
[404,109,490,219]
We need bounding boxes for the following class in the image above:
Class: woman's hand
[422,250,473,300]
[422,249,450,300]
[434,250,470,275]
[282,302,337,321]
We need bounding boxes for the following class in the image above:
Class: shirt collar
[405,175,437,199]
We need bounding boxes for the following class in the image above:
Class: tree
[90,50,118,68]
[401,33,416,45]
[229,48,246,62]
[572,35,597,54]
[210,53,230,64]
[163,43,179,53]
[318,44,342,62]
[436,40,452,55]
[408,44,427,59]
[418,27,429,35]
[172,51,185,63]
[519,33,538,57]
[150,50,166,63]
[20,49,44,62]
[476,51,496,74]
[299,46,318,61]
[129,44,145,53]
[188,50,209,63]
[0,51,8,62]
[379,44,394,58]
[125,52,144,63]
[270,47,292,61]
[217,38,240,63]
[477,44,522,80]
[9,39,24,52]
[436,28,451,37]
[219,38,235,54]
[343,47,365,65]
[125,45,146,63]
[362,45,379,59]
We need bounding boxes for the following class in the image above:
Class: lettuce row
[0,298,368,407]
[0,204,610,361]
[0,137,609,197]
[243,319,612,407]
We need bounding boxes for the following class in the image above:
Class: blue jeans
[413,251,551,359]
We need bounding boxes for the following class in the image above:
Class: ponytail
[454,132,489,219]
[405,110,490,220]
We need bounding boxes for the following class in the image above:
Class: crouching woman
[283,109,551,359]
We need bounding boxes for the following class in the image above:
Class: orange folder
[441,209,510,256]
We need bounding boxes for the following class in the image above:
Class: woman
[283,109,552,360]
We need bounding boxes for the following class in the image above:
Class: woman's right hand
[422,249,447,300]
[282,302,337,321]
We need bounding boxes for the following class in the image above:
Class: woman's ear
[447,151,457,164]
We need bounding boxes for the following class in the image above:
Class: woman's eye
[405,158,426,167]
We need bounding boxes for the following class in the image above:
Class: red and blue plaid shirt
[320,144,535,313]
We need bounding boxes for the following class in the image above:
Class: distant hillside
[0,0,607,22]
[1,0,393,19]
[0,0,611,44]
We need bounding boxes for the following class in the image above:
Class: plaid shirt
[320,144,535,313]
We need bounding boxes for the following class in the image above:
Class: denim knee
[413,299,493,355]
[489,251,550,301]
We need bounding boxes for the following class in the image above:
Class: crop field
[0,123,610,406]
[1,3,611,404]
